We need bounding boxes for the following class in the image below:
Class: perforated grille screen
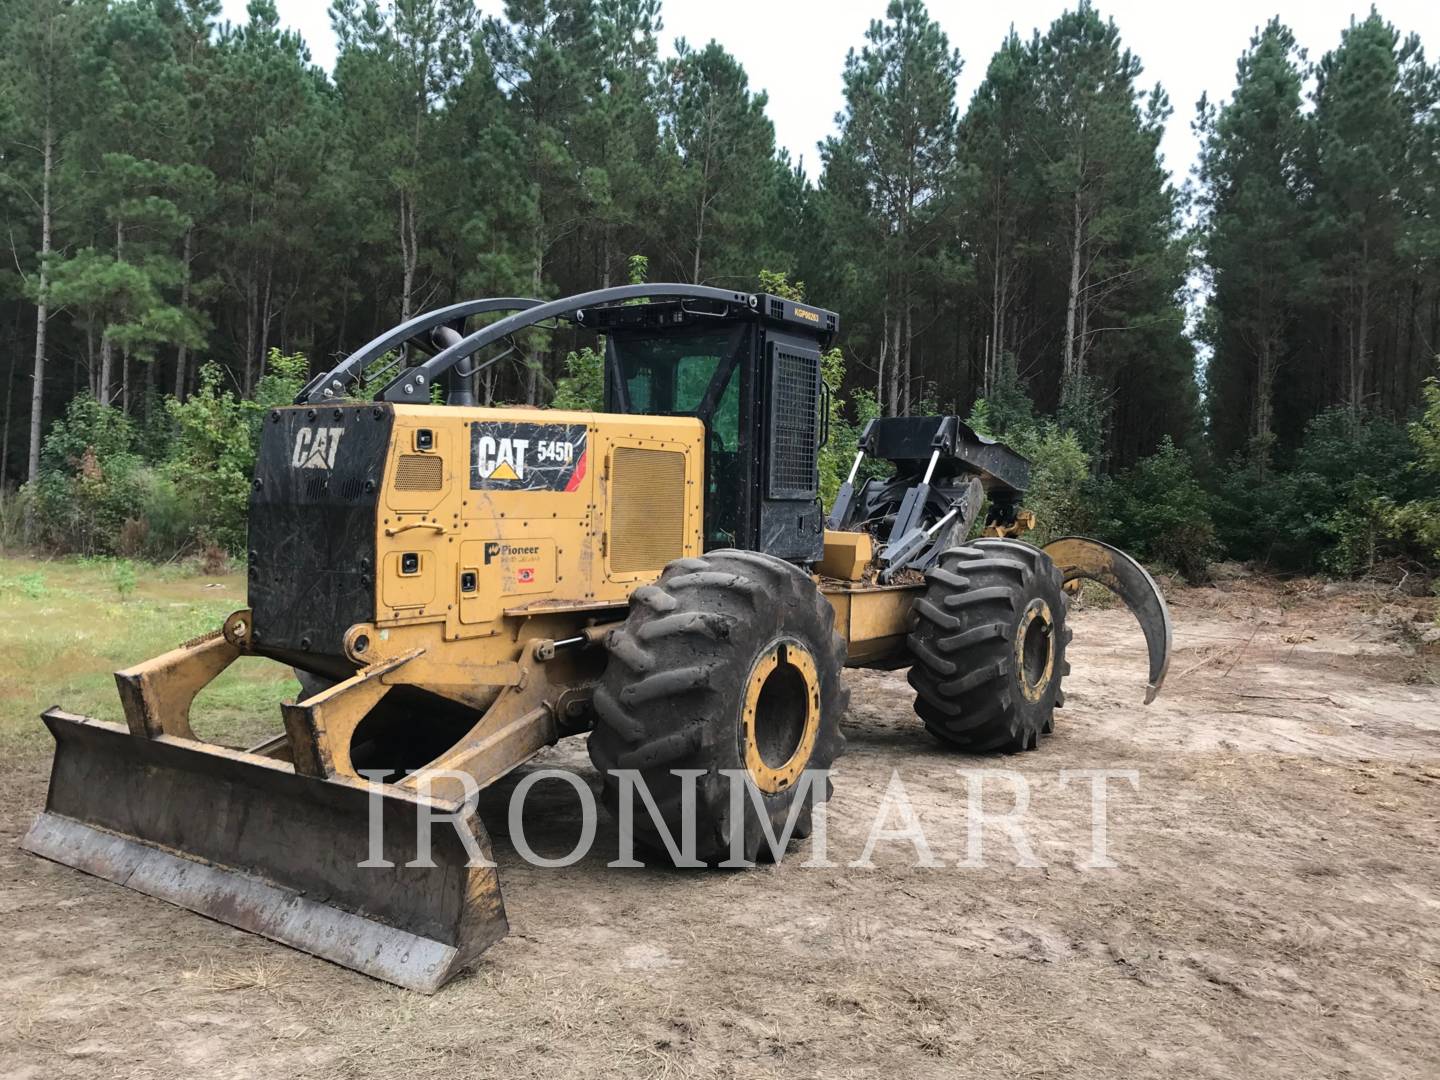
[610,446,687,572]
[767,343,821,499]
[394,453,444,491]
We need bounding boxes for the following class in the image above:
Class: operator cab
[588,295,839,562]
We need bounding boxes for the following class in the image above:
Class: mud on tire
[906,537,1071,752]
[589,550,847,864]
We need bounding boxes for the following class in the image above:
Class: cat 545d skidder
[24,285,1170,992]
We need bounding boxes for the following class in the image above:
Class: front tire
[589,550,847,864]
[907,538,1070,751]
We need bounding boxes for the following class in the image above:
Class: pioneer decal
[483,541,541,564]
[476,537,555,595]
[470,422,587,491]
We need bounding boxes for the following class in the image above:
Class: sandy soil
[2,577,1438,1079]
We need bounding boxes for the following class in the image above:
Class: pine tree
[657,38,780,285]
[821,0,962,416]
[961,30,1039,400]
[1197,19,1311,471]
[1029,3,1191,460]
[52,0,206,412]
[485,0,603,400]
[1310,12,1413,425]
[333,0,478,326]
[0,0,100,482]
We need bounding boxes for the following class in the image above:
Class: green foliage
[28,350,310,558]
[1376,372,1440,565]
[1213,408,1420,574]
[817,347,885,509]
[967,385,1092,546]
[164,363,258,553]
[17,571,47,600]
[660,38,783,282]
[1057,376,1108,464]
[1196,19,1310,464]
[2,0,1437,590]
[165,349,308,552]
[112,558,137,598]
[1006,424,1093,547]
[28,396,161,556]
[758,269,805,301]
[1091,437,1216,582]
[820,0,964,416]
[627,254,649,287]
[552,347,605,411]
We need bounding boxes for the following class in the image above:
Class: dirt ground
[2,575,1438,1079]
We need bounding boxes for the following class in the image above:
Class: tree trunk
[3,305,18,485]
[174,225,193,400]
[875,308,888,412]
[1352,254,1370,424]
[26,118,54,485]
[260,260,274,380]
[399,189,417,324]
[530,220,545,405]
[98,337,114,406]
[144,349,157,416]
[885,305,902,417]
[244,272,258,395]
[1062,191,1083,392]
[900,301,913,416]
[1253,334,1275,480]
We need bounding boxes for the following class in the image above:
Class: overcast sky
[220,0,1439,190]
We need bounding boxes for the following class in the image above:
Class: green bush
[1091,436,1216,582]
[1214,408,1418,574]
[1006,424,1093,546]
[28,396,152,555]
[967,384,1093,544]
[818,349,886,509]
[165,350,308,553]
[551,347,605,411]
[1377,371,1440,568]
[27,350,309,559]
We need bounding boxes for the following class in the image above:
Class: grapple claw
[1042,536,1173,703]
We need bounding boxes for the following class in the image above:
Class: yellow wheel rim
[1014,599,1056,703]
[741,641,821,794]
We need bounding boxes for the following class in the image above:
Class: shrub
[818,350,887,509]
[166,350,309,553]
[1006,424,1093,546]
[967,390,1092,544]
[28,350,310,559]
[0,487,27,551]
[113,559,137,599]
[1377,371,1440,569]
[28,396,149,555]
[1214,408,1418,574]
[1092,437,1216,582]
[551,347,605,411]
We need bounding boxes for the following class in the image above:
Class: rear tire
[906,538,1070,751]
[589,550,847,864]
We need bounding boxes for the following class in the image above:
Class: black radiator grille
[767,343,820,499]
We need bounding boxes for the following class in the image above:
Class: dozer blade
[1043,536,1173,704]
[22,709,507,993]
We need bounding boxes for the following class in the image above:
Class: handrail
[376,284,756,402]
[296,297,544,404]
